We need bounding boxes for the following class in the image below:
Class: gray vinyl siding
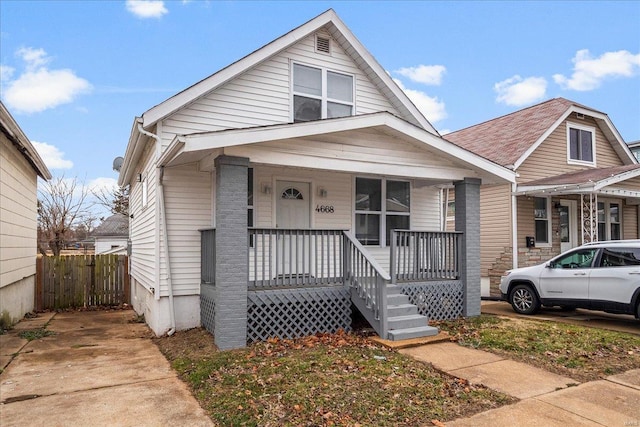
[0,136,37,288]
[160,30,399,149]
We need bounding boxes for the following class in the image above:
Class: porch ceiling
[158,112,516,185]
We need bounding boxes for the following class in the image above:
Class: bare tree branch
[37,175,93,256]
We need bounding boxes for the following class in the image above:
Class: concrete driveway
[0,309,213,427]
[482,300,639,335]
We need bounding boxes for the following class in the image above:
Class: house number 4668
[315,205,334,213]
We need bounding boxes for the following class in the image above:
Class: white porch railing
[390,230,462,283]
[248,228,344,288]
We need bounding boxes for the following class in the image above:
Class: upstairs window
[293,63,354,122]
[567,122,595,165]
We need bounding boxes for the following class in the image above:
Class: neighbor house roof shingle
[92,214,129,237]
[445,98,599,167]
[521,164,640,187]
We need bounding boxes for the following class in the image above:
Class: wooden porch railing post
[390,230,397,284]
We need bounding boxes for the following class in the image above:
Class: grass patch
[155,329,515,426]
[436,315,640,382]
[19,328,55,341]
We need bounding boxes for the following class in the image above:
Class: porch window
[598,201,621,241]
[292,63,354,122]
[567,123,595,165]
[355,177,410,246]
[534,197,550,245]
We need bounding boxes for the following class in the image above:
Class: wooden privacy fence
[35,254,130,310]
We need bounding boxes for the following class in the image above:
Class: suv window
[599,247,640,267]
[550,248,597,269]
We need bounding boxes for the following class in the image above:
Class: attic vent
[316,35,331,54]
[576,113,585,119]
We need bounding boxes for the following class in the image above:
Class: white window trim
[141,176,148,209]
[598,199,622,241]
[353,176,411,247]
[566,122,596,167]
[291,61,355,122]
[534,196,552,247]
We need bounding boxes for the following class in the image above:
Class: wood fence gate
[35,254,130,310]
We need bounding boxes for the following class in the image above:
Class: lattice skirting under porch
[398,281,464,320]
[200,284,216,335]
[247,286,351,343]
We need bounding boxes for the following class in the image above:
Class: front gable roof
[446,98,636,169]
[140,9,437,135]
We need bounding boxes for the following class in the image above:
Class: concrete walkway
[0,310,213,427]
[400,342,640,426]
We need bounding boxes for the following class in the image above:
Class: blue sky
[1,0,639,205]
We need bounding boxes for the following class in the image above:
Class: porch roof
[158,112,517,185]
[514,164,640,199]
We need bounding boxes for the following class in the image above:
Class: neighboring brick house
[117,9,516,348]
[446,98,640,296]
[0,102,51,326]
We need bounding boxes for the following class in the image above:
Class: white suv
[499,240,640,319]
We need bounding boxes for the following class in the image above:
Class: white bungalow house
[118,9,516,349]
[0,102,51,326]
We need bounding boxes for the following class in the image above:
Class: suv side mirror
[545,261,554,268]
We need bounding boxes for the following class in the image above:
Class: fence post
[35,256,43,311]
[123,256,130,304]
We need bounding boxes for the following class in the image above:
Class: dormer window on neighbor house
[292,62,354,122]
[567,122,595,165]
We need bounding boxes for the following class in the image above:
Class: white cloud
[87,177,118,194]
[31,141,74,169]
[1,47,91,114]
[553,49,640,91]
[0,64,15,82]
[17,47,49,70]
[395,65,446,86]
[126,0,168,19]
[439,129,451,135]
[494,75,547,106]
[394,78,447,123]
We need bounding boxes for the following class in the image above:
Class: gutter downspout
[137,122,176,336]
[511,182,518,270]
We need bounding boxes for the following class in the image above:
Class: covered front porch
[158,113,515,349]
[516,164,640,248]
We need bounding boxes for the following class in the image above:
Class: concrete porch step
[387,303,418,317]
[387,325,439,341]
[387,293,410,305]
[388,314,428,330]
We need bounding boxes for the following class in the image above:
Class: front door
[559,200,577,253]
[275,181,311,278]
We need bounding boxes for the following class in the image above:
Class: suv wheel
[509,284,540,315]
[636,301,640,320]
